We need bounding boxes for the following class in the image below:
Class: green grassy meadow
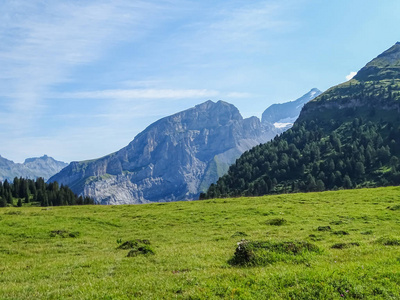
[1,187,400,299]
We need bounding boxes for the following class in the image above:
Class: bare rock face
[49,100,278,204]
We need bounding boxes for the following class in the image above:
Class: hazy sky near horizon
[1,0,399,163]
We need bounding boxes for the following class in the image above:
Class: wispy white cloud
[346,71,357,81]
[58,89,220,100]
[209,3,290,42]
[0,0,172,126]
[176,1,296,56]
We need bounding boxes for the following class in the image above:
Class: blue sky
[1,0,399,163]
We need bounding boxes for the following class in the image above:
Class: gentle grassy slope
[1,187,400,299]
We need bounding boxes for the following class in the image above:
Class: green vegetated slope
[1,187,400,299]
[202,43,400,199]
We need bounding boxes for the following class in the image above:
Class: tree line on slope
[0,177,94,207]
[201,118,400,199]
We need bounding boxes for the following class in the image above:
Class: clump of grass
[127,245,155,257]
[317,226,332,231]
[361,230,373,235]
[375,237,400,246]
[50,230,80,238]
[308,234,323,241]
[388,205,400,211]
[331,242,360,249]
[330,220,345,225]
[117,239,151,250]
[266,218,287,226]
[116,239,155,257]
[231,231,248,238]
[262,211,276,216]
[332,230,349,235]
[229,240,321,266]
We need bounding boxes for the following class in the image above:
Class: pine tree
[6,190,13,204]
[12,177,20,198]
[25,193,30,204]
[343,175,353,189]
[316,180,325,192]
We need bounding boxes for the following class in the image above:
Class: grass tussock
[317,226,331,231]
[49,230,80,238]
[388,205,400,211]
[116,239,151,249]
[332,230,350,235]
[231,231,248,238]
[127,245,155,257]
[266,218,287,226]
[117,239,155,257]
[375,237,400,246]
[229,240,321,266]
[331,242,360,249]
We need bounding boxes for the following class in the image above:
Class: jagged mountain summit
[203,42,400,199]
[261,88,321,130]
[49,100,279,204]
[0,155,68,182]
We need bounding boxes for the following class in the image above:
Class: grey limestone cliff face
[0,155,67,182]
[49,100,278,204]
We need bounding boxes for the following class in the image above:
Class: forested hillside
[202,43,400,199]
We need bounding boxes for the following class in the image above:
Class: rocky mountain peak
[24,155,50,164]
[49,100,278,204]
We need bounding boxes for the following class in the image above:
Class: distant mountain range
[48,89,319,204]
[0,155,68,182]
[203,42,400,199]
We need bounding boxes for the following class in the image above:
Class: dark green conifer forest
[0,177,94,207]
[202,117,400,199]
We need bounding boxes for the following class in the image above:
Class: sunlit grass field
[1,187,400,299]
